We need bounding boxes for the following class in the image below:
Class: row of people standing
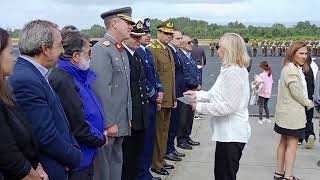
[89,6,204,180]
[0,20,109,180]
[0,6,205,180]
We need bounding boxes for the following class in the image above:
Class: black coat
[0,100,40,180]
[126,50,149,131]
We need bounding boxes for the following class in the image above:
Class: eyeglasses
[187,41,193,45]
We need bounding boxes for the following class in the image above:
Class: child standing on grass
[257,61,273,124]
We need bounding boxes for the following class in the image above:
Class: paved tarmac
[155,116,320,180]
[150,47,320,180]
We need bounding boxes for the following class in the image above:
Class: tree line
[6,17,320,41]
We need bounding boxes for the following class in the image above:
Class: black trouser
[122,129,145,180]
[177,103,194,144]
[257,96,269,120]
[214,142,245,180]
[69,163,94,180]
[300,107,315,142]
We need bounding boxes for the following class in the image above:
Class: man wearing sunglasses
[177,35,201,150]
[148,20,176,176]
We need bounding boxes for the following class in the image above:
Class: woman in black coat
[0,28,48,180]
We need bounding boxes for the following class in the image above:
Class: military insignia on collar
[103,41,110,47]
[115,42,124,52]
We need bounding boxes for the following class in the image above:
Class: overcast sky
[1,0,319,29]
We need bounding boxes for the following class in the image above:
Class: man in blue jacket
[135,18,164,180]
[166,29,187,158]
[49,30,108,180]
[177,35,201,149]
[9,20,82,180]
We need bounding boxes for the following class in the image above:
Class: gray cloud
[55,0,245,6]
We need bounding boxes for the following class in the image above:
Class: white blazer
[196,65,251,143]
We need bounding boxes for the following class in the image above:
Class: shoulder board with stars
[147,43,157,48]
[103,41,111,47]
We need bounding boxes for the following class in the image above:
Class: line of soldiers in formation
[210,40,320,57]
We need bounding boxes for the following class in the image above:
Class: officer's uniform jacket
[147,40,176,108]
[90,33,132,136]
[123,46,149,131]
[136,46,164,103]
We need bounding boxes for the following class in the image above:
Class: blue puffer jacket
[49,59,106,170]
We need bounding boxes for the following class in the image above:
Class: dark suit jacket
[0,100,39,180]
[191,44,206,66]
[177,50,201,90]
[168,45,186,97]
[126,50,149,131]
[9,57,82,180]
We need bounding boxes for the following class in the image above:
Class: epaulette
[103,41,111,47]
[147,43,157,48]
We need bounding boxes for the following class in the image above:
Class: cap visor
[131,32,146,36]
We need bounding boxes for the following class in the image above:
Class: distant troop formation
[209,40,320,57]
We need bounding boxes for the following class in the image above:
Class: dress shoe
[163,164,174,170]
[173,150,185,157]
[165,153,182,161]
[187,139,200,146]
[177,143,192,150]
[151,168,169,175]
[152,177,162,180]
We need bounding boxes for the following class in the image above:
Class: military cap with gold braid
[157,20,174,33]
[143,18,151,32]
[131,20,146,36]
[100,7,135,25]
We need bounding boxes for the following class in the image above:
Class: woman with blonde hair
[184,33,251,180]
[273,42,313,180]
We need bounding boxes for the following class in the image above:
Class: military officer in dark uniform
[122,20,149,180]
[135,18,163,180]
[90,7,134,180]
[148,21,176,176]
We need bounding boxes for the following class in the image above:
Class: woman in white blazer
[184,33,251,180]
[273,42,313,180]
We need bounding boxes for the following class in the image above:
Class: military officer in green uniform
[270,41,277,56]
[209,41,215,56]
[252,39,258,57]
[90,7,134,180]
[148,20,176,176]
[261,40,268,57]
[316,41,320,56]
[307,41,312,55]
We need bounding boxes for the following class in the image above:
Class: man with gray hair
[9,20,82,180]
[90,7,133,180]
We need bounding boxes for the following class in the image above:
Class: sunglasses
[163,32,173,36]
[187,41,193,45]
